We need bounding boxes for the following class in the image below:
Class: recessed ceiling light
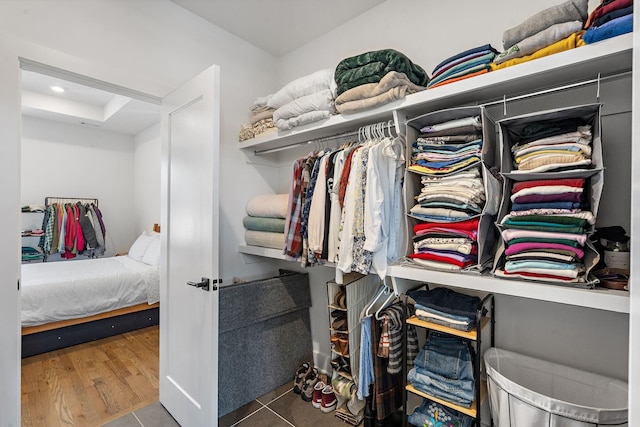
[50,85,65,93]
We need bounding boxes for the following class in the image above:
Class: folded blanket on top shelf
[495,20,583,65]
[334,71,426,114]
[272,89,334,123]
[334,49,429,96]
[502,0,589,50]
[267,69,336,110]
[243,216,286,233]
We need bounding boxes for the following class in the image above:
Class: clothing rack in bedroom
[253,119,397,155]
[45,196,98,207]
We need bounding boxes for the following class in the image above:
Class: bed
[21,229,161,357]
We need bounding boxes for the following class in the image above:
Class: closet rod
[481,70,631,109]
[254,129,359,156]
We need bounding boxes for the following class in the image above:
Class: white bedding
[21,256,160,327]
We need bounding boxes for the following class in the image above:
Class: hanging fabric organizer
[403,106,502,273]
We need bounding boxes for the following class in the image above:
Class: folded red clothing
[512,178,585,193]
[409,252,475,268]
[499,270,583,282]
[414,217,480,234]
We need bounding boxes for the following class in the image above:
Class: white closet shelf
[238,245,629,313]
[387,264,629,314]
[238,34,632,154]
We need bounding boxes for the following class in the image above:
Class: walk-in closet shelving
[237,34,633,314]
[402,293,495,425]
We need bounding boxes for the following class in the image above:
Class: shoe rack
[326,273,381,396]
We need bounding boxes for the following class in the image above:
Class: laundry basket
[484,348,628,426]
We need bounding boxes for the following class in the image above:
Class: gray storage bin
[218,270,312,417]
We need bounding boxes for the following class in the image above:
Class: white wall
[21,116,135,255]
[134,123,161,237]
[271,0,630,383]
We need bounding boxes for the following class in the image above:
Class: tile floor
[104,401,179,427]
[219,382,352,427]
[106,382,353,427]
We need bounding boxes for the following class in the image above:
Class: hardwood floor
[21,326,159,427]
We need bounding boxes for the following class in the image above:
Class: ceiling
[21,1,385,135]
[170,0,385,57]
[21,70,161,136]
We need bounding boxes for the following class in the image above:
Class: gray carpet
[218,270,313,417]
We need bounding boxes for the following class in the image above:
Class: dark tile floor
[219,382,352,427]
[104,401,180,427]
[106,383,353,427]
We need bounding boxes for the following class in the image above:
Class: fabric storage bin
[491,172,602,288]
[218,269,312,417]
[403,105,501,272]
[484,348,628,427]
[497,103,603,175]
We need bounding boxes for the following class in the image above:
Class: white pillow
[141,237,161,266]
[128,232,155,262]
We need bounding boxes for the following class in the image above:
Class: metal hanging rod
[481,70,631,110]
[45,197,99,207]
[253,119,395,156]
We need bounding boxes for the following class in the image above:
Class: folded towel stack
[427,44,498,89]
[267,69,336,131]
[334,49,428,114]
[244,193,289,250]
[492,0,589,71]
[238,95,277,142]
[583,0,633,44]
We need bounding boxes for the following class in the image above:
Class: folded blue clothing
[505,260,581,270]
[415,303,475,324]
[415,156,480,169]
[408,367,474,407]
[592,5,633,27]
[583,13,633,44]
[411,213,474,222]
[429,51,497,85]
[409,287,482,319]
[419,201,483,214]
[431,49,495,78]
[428,61,493,88]
[414,139,483,152]
[432,44,499,74]
[408,399,475,427]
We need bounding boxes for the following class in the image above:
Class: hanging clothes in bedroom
[39,202,106,259]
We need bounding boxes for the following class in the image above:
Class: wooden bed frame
[21,224,162,358]
[22,302,159,358]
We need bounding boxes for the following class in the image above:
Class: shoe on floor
[301,368,319,402]
[311,380,325,408]
[320,384,338,413]
[293,362,312,394]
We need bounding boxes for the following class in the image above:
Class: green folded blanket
[334,49,429,95]
[243,216,286,233]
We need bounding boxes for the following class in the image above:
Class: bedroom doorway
[17,59,222,426]
[19,61,164,425]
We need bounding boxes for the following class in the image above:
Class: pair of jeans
[407,399,474,427]
[409,332,475,407]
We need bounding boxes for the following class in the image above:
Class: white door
[160,65,221,426]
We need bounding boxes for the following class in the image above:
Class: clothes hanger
[362,284,388,318]
[374,277,397,320]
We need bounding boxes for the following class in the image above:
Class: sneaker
[301,368,319,402]
[311,380,325,408]
[293,362,312,394]
[320,384,337,413]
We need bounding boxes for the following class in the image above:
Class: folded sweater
[502,0,589,49]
